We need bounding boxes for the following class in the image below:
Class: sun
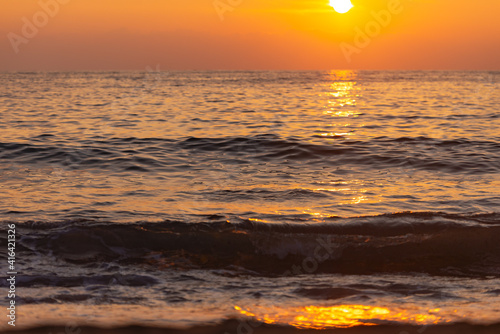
[329,0,354,14]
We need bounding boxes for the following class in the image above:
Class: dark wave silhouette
[1,135,499,173]
[2,212,499,278]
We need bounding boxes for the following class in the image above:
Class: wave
[2,212,499,278]
[1,135,499,173]
[0,274,158,289]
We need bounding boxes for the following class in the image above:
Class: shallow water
[0,71,499,330]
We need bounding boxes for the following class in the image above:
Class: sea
[0,70,499,332]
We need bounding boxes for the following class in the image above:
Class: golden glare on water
[329,0,354,14]
[235,305,445,329]
[322,70,361,118]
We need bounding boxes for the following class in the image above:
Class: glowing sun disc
[329,0,354,14]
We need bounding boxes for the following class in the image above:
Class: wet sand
[3,322,500,334]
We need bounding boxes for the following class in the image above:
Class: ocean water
[0,71,499,331]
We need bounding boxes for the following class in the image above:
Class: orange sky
[1,0,499,70]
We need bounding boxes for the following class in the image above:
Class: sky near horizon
[1,0,499,71]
